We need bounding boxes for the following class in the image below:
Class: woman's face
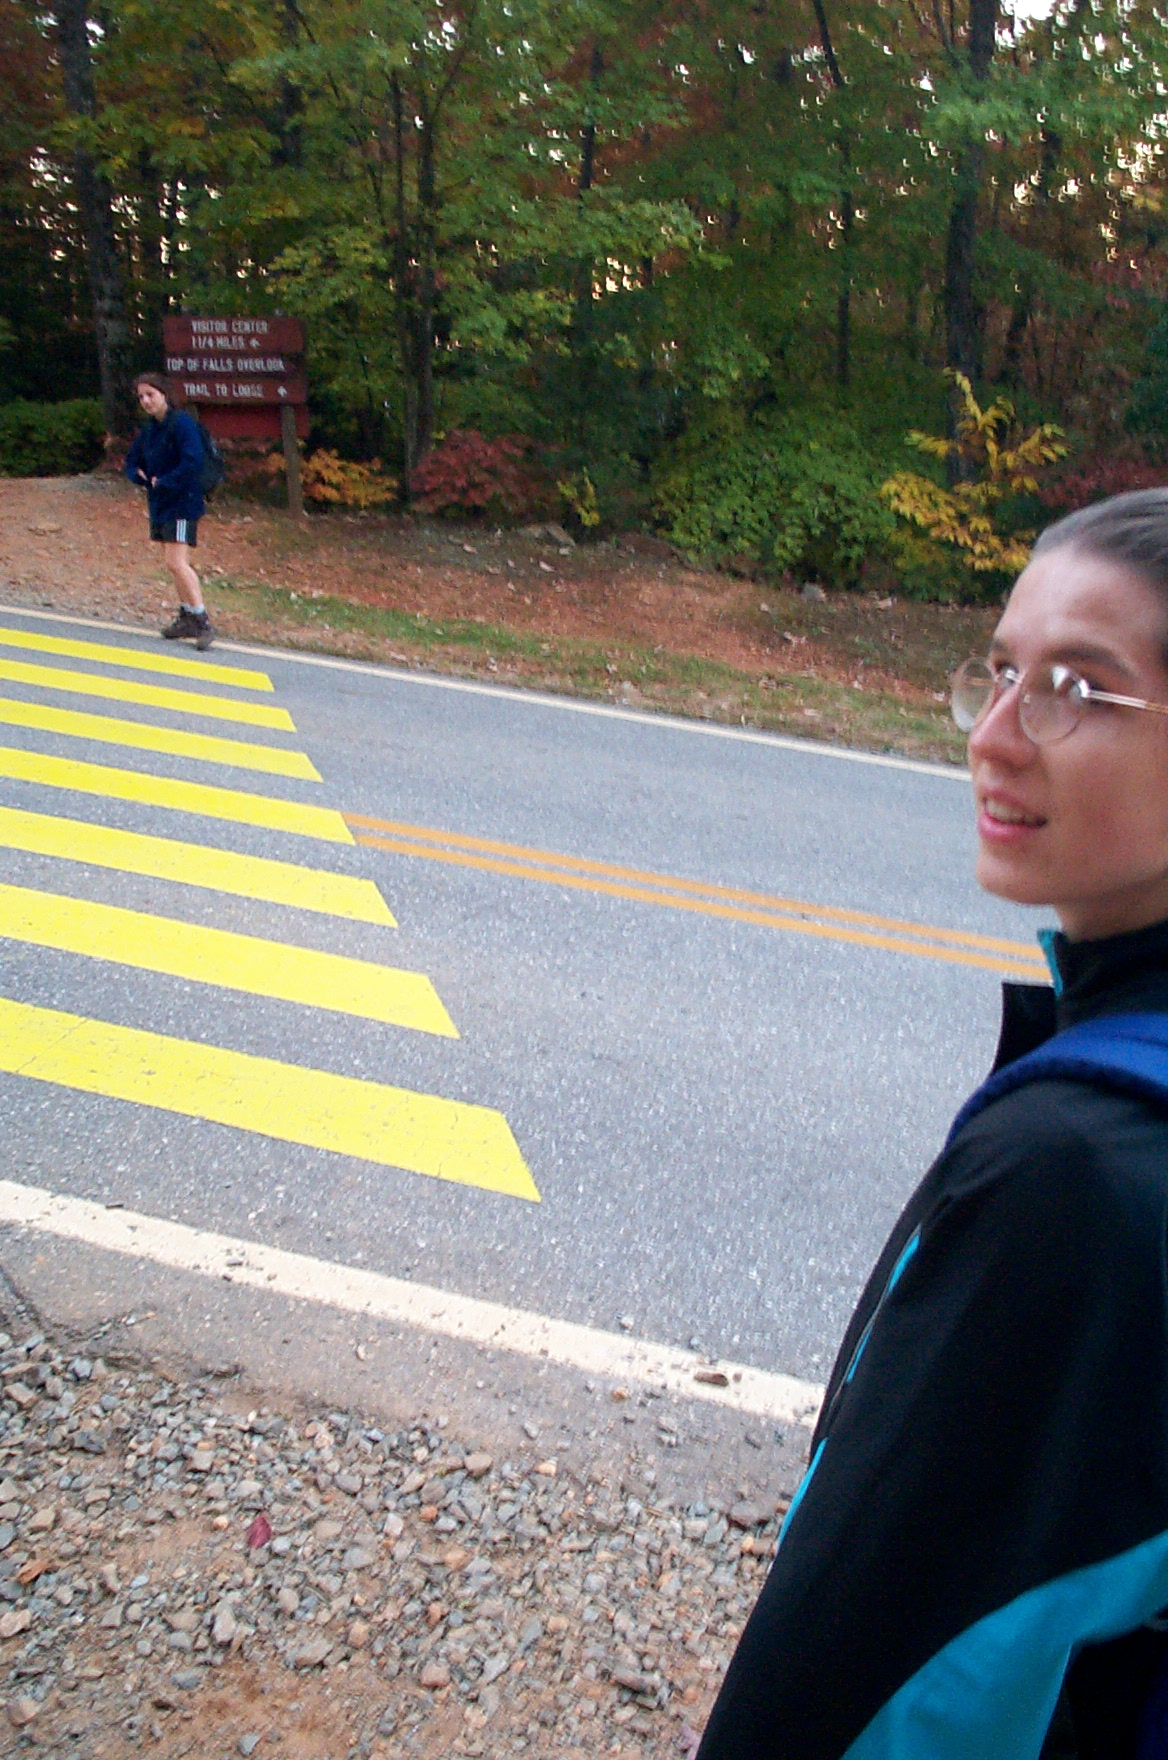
[968,546,1168,940]
[137,383,168,419]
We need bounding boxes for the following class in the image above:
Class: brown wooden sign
[166,350,300,377]
[163,316,305,354]
[162,313,308,516]
[169,372,308,406]
[162,315,306,404]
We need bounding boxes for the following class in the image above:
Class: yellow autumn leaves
[882,372,1067,574]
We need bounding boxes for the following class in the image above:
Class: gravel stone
[729,1499,770,1528]
[0,1319,798,1758]
[290,1637,332,1669]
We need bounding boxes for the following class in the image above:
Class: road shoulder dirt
[0,473,995,765]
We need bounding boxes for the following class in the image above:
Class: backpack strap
[945,1012,1168,1151]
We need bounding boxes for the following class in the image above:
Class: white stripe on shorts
[174,519,188,544]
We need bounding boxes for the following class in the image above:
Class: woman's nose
[967,677,1033,765]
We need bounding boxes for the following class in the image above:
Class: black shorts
[150,518,198,547]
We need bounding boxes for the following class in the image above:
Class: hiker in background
[698,489,1168,1760]
[124,372,214,651]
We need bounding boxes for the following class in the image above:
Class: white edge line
[0,1179,824,1427]
[0,602,969,784]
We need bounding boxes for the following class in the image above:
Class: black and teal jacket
[698,919,1168,1760]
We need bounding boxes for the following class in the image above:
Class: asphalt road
[0,606,1048,1386]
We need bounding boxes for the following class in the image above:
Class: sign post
[280,403,304,519]
[162,315,308,513]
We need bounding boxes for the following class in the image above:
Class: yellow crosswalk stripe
[0,998,539,1201]
[0,625,272,691]
[0,748,353,842]
[0,883,452,1035]
[0,696,320,780]
[0,658,293,730]
[0,805,393,922]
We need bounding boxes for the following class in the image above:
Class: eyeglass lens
[950,660,1087,743]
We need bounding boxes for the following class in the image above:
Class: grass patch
[206,575,968,766]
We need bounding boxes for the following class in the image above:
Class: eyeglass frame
[950,655,1168,743]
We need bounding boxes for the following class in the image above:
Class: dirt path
[0,474,996,764]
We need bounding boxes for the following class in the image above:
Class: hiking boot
[192,614,215,651]
[162,606,200,640]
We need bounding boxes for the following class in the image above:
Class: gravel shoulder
[0,1314,797,1760]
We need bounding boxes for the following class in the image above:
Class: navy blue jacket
[124,408,205,525]
[698,918,1168,1760]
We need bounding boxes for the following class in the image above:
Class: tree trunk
[1001,123,1058,389]
[943,0,998,476]
[811,0,852,389]
[1001,289,1030,386]
[390,75,418,485]
[273,0,303,169]
[136,148,168,348]
[903,252,924,362]
[835,180,854,390]
[944,144,982,381]
[57,0,133,436]
[414,112,437,463]
[569,46,604,452]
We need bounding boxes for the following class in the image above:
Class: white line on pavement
[0,604,968,782]
[0,1179,824,1426]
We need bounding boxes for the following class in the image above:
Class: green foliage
[0,400,105,476]
[653,409,896,587]
[267,229,402,463]
[8,0,1168,539]
[1126,303,1168,445]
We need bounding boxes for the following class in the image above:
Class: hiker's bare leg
[163,541,203,611]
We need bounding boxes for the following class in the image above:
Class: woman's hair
[133,370,169,401]
[1033,488,1168,601]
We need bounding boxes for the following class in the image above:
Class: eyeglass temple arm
[1090,688,1168,716]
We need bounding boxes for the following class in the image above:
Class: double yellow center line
[348,815,1048,981]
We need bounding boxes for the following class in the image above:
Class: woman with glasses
[697,489,1168,1760]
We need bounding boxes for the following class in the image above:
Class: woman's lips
[978,795,1046,842]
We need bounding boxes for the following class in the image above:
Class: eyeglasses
[951,656,1168,745]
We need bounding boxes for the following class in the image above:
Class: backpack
[945,1011,1168,1147]
[193,418,227,500]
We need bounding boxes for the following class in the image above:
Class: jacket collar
[991,916,1168,1073]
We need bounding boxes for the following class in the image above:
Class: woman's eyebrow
[987,638,1135,677]
[1054,643,1137,677]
